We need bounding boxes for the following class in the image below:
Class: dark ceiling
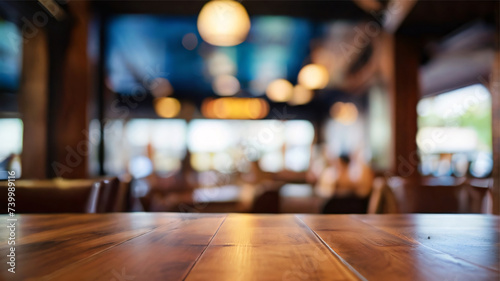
[93,0,375,21]
[399,0,498,37]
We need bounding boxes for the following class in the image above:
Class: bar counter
[0,213,498,280]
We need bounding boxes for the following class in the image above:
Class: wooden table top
[0,213,498,280]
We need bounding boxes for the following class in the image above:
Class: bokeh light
[151,78,174,98]
[330,102,358,125]
[182,33,198,50]
[297,64,329,90]
[197,0,251,46]
[288,84,313,105]
[266,79,293,102]
[154,97,181,118]
[207,51,236,77]
[202,97,269,119]
[212,74,240,96]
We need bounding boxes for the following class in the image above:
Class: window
[0,18,23,179]
[0,118,23,179]
[104,119,315,178]
[104,119,187,177]
[0,19,21,95]
[188,119,314,173]
[417,84,492,177]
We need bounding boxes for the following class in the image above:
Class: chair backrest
[322,195,370,214]
[251,190,280,213]
[116,175,132,212]
[367,177,399,214]
[0,179,101,213]
[96,177,121,213]
[250,182,283,213]
[466,178,493,213]
[387,177,469,213]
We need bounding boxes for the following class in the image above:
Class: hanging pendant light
[297,64,329,90]
[197,0,251,47]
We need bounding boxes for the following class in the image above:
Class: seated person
[316,153,374,213]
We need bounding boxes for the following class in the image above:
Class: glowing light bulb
[197,0,251,46]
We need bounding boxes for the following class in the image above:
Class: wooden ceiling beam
[383,0,417,33]
[352,0,383,13]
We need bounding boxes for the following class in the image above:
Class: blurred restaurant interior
[1,1,500,280]
[0,0,499,216]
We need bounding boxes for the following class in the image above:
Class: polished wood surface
[0,214,497,280]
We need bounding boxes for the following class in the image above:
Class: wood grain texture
[299,214,500,281]
[0,213,183,280]
[41,214,226,281]
[355,214,500,271]
[0,213,497,281]
[185,214,360,281]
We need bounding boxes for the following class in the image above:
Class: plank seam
[182,214,228,281]
[40,226,161,281]
[295,215,368,281]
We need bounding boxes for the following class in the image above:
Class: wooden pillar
[379,32,421,180]
[392,35,421,181]
[19,29,49,179]
[47,1,91,178]
[377,32,421,213]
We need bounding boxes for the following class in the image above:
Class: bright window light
[0,119,23,160]
[417,84,492,177]
[188,120,235,152]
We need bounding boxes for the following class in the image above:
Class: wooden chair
[321,195,370,214]
[251,189,280,213]
[466,178,493,213]
[0,179,101,213]
[117,174,132,211]
[250,181,283,213]
[414,180,468,213]
[94,176,133,212]
[367,177,399,214]
[95,177,120,213]
[387,176,469,213]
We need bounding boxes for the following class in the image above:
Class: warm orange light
[265,79,293,102]
[330,102,358,125]
[298,64,329,90]
[154,97,181,118]
[288,84,313,105]
[197,0,251,47]
[212,74,240,96]
[202,98,269,119]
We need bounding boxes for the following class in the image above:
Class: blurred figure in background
[141,150,198,211]
[316,151,374,213]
